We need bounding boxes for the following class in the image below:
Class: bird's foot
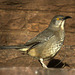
[40,58,48,69]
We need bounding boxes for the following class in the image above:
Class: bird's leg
[39,58,48,68]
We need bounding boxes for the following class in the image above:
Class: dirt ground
[0,0,75,68]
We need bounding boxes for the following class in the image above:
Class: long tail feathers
[0,45,30,52]
[0,45,21,49]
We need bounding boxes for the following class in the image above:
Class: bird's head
[49,15,71,30]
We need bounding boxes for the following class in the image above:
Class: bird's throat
[60,20,65,30]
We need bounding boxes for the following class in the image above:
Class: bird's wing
[24,37,41,46]
[24,28,54,46]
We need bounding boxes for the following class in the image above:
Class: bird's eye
[56,18,59,20]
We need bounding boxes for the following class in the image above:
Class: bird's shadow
[47,59,69,68]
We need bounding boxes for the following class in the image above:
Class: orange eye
[56,18,59,20]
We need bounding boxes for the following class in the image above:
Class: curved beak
[63,16,72,20]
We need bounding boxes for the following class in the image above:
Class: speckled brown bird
[0,15,71,68]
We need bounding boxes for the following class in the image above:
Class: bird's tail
[0,45,30,52]
[0,45,21,49]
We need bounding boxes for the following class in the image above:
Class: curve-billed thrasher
[0,15,71,68]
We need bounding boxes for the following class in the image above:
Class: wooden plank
[0,67,75,75]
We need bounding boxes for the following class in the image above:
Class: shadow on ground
[47,59,69,68]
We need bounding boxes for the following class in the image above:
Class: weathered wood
[0,67,75,75]
[0,0,75,68]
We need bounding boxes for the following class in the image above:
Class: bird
[0,15,71,68]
